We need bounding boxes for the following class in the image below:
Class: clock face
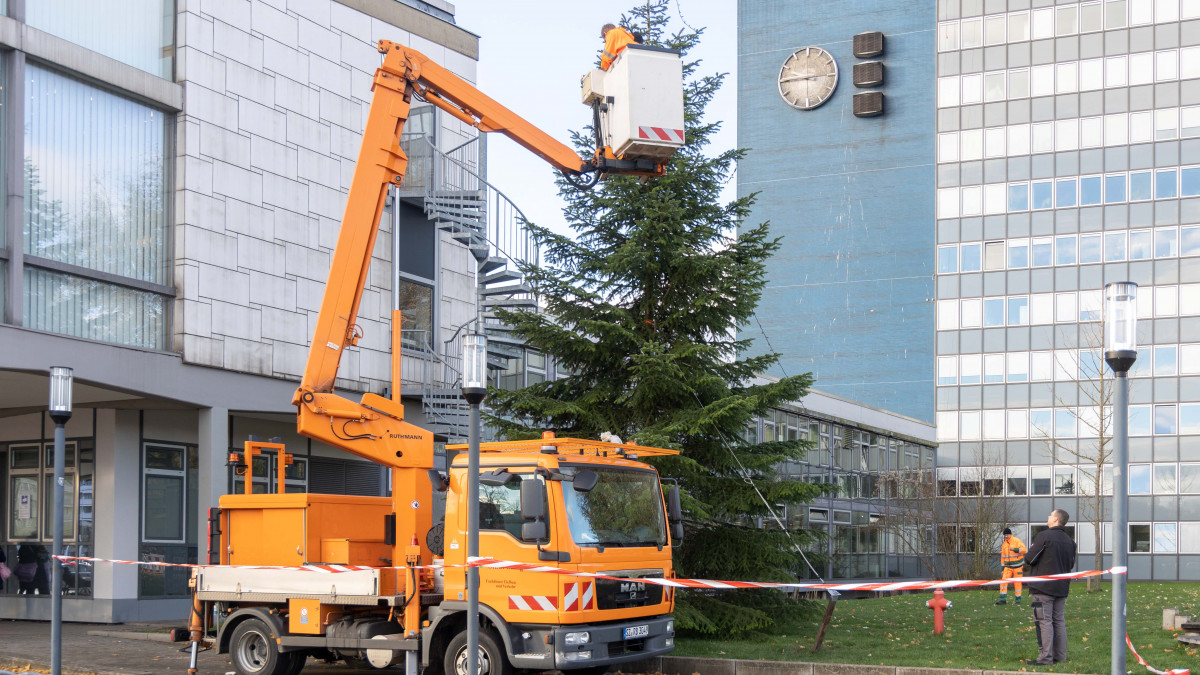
[778,46,838,110]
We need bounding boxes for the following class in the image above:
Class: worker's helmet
[1002,528,1013,535]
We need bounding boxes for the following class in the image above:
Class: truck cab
[430,440,678,673]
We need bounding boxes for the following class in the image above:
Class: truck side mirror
[667,485,684,542]
[519,480,548,543]
[572,470,598,492]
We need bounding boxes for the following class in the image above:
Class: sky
[451,0,739,240]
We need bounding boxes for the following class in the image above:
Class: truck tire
[230,617,299,675]
[444,629,512,675]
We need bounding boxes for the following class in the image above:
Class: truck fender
[421,602,512,668]
[216,607,289,655]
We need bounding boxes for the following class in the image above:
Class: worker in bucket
[600,23,638,70]
[995,527,1026,605]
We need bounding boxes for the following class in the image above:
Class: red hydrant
[926,589,952,634]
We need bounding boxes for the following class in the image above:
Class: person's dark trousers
[1030,592,1068,663]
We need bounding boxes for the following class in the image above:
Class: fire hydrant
[926,589,952,634]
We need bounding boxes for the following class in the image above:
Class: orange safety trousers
[1000,566,1022,596]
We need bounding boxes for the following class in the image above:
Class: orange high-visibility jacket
[1001,535,1027,568]
[601,26,637,70]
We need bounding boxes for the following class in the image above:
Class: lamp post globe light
[461,331,488,675]
[48,366,74,675]
[1103,282,1136,675]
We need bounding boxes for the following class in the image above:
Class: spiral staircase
[396,133,540,442]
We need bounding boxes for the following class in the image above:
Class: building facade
[736,1,937,422]
[0,0,490,621]
[933,0,1200,580]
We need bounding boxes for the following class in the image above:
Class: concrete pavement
[0,620,383,675]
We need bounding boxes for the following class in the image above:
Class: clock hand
[780,74,821,82]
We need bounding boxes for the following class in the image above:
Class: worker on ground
[600,23,638,70]
[996,527,1026,605]
[1023,509,1077,666]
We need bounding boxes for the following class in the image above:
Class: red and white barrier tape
[1127,633,1191,675]
[48,555,1191,673]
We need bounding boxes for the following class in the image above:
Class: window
[1081,115,1103,144]
[1057,5,1078,34]
[962,298,983,328]
[1008,296,1029,325]
[1009,183,1030,211]
[985,73,1006,102]
[1130,171,1152,200]
[1082,2,1104,30]
[1008,352,1029,382]
[1031,294,1053,324]
[937,468,958,496]
[1130,465,1152,494]
[526,350,547,386]
[938,356,958,385]
[1080,175,1103,205]
[1009,70,1031,99]
[984,241,1005,270]
[1157,110,1179,142]
[1010,12,1031,41]
[1031,466,1052,495]
[1181,464,1200,493]
[1009,240,1029,268]
[938,245,957,274]
[1154,464,1176,494]
[1105,174,1127,203]
[1055,465,1076,494]
[1156,227,1178,257]
[1154,523,1178,553]
[984,297,1005,326]
[962,243,982,272]
[939,133,959,162]
[1008,409,1029,438]
[1182,404,1200,435]
[1055,409,1077,438]
[986,14,1006,44]
[961,412,981,441]
[1032,122,1054,152]
[1155,404,1177,434]
[24,65,171,350]
[143,444,186,542]
[960,354,982,384]
[1107,56,1129,88]
[1124,230,1150,260]
[1130,52,1154,86]
[1105,232,1128,261]
[1079,290,1103,321]
[1056,236,1077,265]
[1185,108,1200,138]
[962,74,983,105]
[1056,179,1077,208]
[1184,167,1200,197]
[26,0,174,78]
[1056,293,1077,323]
[1007,466,1028,495]
[1032,409,1053,438]
[961,18,983,48]
[1107,0,1129,28]
[1130,524,1151,553]
[1156,286,1178,316]
[1185,226,1200,256]
[1031,351,1054,380]
[1157,49,1178,82]
[397,280,434,350]
[9,442,92,545]
[938,22,959,51]
[1032,7,1054,39]
[985,353,1005,383]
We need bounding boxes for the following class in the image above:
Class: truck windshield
[562,467,667,547]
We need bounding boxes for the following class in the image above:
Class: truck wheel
[444,629,512,675]
[230,618,293,675]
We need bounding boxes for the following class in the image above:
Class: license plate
[623,625,649,639]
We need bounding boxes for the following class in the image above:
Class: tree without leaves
[1039,320,1117,591]
[486,0,828,634]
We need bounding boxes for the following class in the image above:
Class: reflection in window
[1154,523,1178,553]
[1183,167,1200,197]
[1032,181,1053,209]
[1031,466,1052,495]
[1009,183,1029,211]
[1156,227,1178,257]
[397,280,434,350]
[1006,467,1028,495]
[1009,241,1029,268]
[984,298,1004,326]
[1105,174,1126,203]
[1080,175,1103,205]
[1154,464,1176,494]
[938,245,957,273]
[25,65,170,350]
[1130,171,1152,200]
[1056,179,1076,207]
[1181,464,1200,493]
[1080,234,1102,263]
[1105,232,1127,262]
[26,0,174,78]
[1129,230,1152,260]
[1155,404,1177,434]
[1129,405,1152,435]
[961,243,982,272]
[1157,169,1178,198]
[1129,464,1151,494]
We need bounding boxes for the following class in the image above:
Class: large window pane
[26,65,170,286]
[24,267,167,349]
[26,0,173,78]
[10,475,38,539]
[397,280,434,350]
[143,475,184,541]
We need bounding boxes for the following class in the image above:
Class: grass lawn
[674,582,1200,674]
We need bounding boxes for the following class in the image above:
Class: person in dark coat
[15,544,39,594]
[1023,509,1077,665]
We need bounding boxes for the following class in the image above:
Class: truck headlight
[563,650,593,661]
[665,637,674,647]
[666,620,674,634]
[564,632,590,645]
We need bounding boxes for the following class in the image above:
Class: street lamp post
[1104,282,1137,675]
[48,366,74,675]
[461,331,488,675]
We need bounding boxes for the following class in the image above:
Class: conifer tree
[488,1,826,634]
